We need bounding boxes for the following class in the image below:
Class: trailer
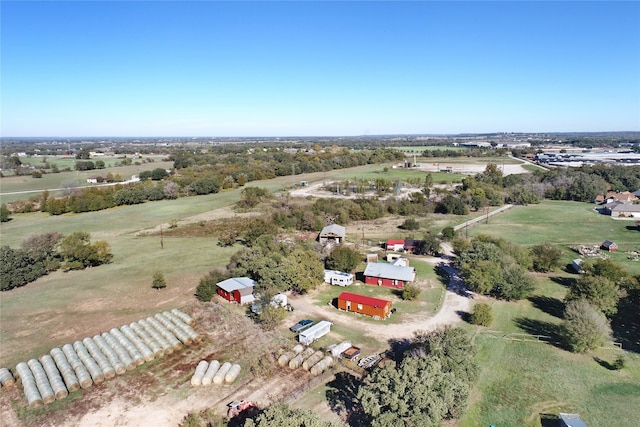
[298,321,332,345]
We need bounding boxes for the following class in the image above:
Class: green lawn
[459,273,640,427]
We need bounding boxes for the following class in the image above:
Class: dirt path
[288,243,473,343]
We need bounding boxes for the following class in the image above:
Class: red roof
[387,239,405,246]
[338,292,390,308]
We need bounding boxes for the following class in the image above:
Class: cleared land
[1,160,639,426]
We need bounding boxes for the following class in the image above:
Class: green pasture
[0,160,174,204]
[465,200,640,274]
[459,276,640,427]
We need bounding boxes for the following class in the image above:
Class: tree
[21,231,63,270]
[399,217,420,230]
[441,226,455,240]
[95,160,105,169]
[0,246,46,291]
[563,299,612,353]
[196,270,230,302]
[244,401,345,427]
[151,167,169,180]
[152,271,167,290]
[238,186,272,209]
[358,327,476,426]
[325,246,361,272]
[281,249,324,293]
[0,204,11,222]
[58,232,113,268]
[256,305,287,330]
[470,303,493,326]
[566,274,621,317]
[530,243,563,272]
[402,282,421,301]
[190,177,220,195]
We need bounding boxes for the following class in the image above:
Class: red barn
[386,239,405,252]
[337,292,392,319]
[363,262,415,289]
[216,277,256,304]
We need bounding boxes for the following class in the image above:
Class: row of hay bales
[190,360,241,386]
[277,344,333,376]
[9,308,197,408]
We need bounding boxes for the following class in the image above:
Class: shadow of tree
[550,276,576,288]
[625,225,640,231]
[434,264,449,286]
[529,295,566,319]
[514,317,566,350]
[325,372,366,427]
[593,357,615,370]
[612,289,640,353]
[456,310,471,323]
[387,337,411,361]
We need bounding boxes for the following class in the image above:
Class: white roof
[320,224,345,237]
[299,320,332,337]
[216,277,256,292]
[364,262,415,282]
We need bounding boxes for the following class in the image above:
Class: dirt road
[288,243,473,343]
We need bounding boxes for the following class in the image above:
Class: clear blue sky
[2,1,639,137]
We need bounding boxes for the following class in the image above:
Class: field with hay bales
[2,160,640,427]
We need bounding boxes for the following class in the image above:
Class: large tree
[0,246,46,291]
[325,246,361,272]
[244,402,345,427]
[566,274,621,317]
[58,232,113,269]
[530,243,563,272]
[563,299,612,353]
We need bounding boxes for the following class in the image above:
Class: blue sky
[1,1,639,137]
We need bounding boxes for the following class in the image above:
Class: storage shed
[559,413,588,427]
[319,224,346,245]
[299,321,332,345]
[386,239,405,252]
[601,240,618,252]
[324,270,354,286]
[337,292,392,319]
[216,277,256,304]
[363,262,415,289]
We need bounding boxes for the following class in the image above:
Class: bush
[442,226,455,240]
[564,299,612,353]
[470,303,493,326]
[400,218,420,230]
[401,283,421,301]
[613,354,626,370]
[195,276,217,302]
[152,271,167,290]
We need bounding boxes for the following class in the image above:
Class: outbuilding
[363,262,415,289]
[319,224,346,245]
[324,270,354,286]
[386,239,405,252]
[601,240,618,252]
[299,320,332,345]
[558,413,588,427]
[216,277,256,304]
[337,292,392,319]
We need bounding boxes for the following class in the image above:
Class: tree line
[1,231,113,291]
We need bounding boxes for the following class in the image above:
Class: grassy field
[467,200,640,275]
[459,275,640,427]
[0,160,174,204]
[457,200,640,426]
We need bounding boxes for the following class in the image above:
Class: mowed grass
[459,200,640,425]
[458,233,640,426]
[466,200,640,275]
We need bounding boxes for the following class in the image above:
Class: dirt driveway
[288,243,473,344]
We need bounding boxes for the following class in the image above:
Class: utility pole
[160,225,164,249]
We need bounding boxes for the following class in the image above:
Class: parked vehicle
[290,319,313,333]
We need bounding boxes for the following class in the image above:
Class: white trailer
[324,270,354,286]
[299,321,332,345]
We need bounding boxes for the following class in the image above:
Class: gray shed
[319,224,346,245]
[559,412,588,427]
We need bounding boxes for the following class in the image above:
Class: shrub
[442,226,455,240]
[613,354,626,370]
[401,283,421,301]
[400,218,420,230]
[470,303,493,326]
[152,271,167,290]
[195,277,217,302]
[564,299,612,353]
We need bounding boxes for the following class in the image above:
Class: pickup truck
[290,319,314,333]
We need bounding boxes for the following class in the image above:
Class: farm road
[288,243,473,344]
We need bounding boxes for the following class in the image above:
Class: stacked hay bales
[190,360,241,387]
[14,308,198,407]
